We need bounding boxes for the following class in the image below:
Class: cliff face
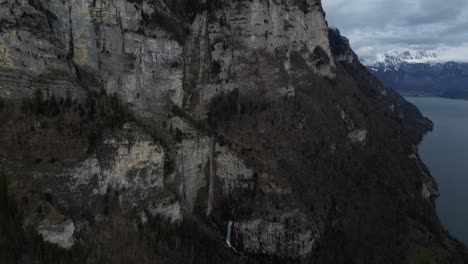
[0,1,466,263]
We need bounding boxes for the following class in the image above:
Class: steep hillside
[0,1,466,263]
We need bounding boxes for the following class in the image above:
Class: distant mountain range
[362,50,468,99]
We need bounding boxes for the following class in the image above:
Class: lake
[406,96,468,245]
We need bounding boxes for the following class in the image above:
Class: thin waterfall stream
[206,137,215,217]
[226,220,233,248]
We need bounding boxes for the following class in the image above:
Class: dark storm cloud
[322,0,468,61]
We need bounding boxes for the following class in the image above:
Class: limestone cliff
[0,0,466,263]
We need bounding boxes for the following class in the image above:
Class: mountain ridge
[362,50,439,68]
[363,50,468,99]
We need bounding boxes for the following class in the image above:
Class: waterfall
[206,137,215,217]
[226,220,233,248]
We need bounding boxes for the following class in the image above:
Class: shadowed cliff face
[0,1,467,263]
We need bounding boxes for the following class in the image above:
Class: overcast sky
[322,0,468,62]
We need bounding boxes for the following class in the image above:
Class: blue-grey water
[406,96,468,244]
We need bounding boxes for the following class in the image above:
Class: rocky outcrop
[236,219,315,258]
[10,122,182,229]
[66,123,184,222]
[0,0,84,101]
[72,123,165,195]
[409,147,440,201]
[1,0,185,113]
[338,105,368,144]
[37,219,76,249]
[348,129,368,144]
[216,146,255,196]
[184,0,336,118]
[176,137,211,212]
[1,0,336,117]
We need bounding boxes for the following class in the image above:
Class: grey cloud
[322,0,468,61]
[405,0,467,25]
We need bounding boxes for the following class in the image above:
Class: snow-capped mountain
[363,50,468,99]
[362,50,438,71]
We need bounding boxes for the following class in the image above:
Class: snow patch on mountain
[362,47,468,70]
[361,50,438,69]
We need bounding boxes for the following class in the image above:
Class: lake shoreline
[406,96,468,245]
[403,93,468,101]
